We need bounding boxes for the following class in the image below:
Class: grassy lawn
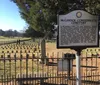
[0,36,31,41]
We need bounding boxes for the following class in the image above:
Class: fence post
[26,54,29,85]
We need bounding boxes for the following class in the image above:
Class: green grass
[0,37,31,42]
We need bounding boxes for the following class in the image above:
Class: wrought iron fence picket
[0,49,100,85]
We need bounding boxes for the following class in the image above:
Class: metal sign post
[75,50,81,85]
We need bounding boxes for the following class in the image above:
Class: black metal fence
[0,43,100,85]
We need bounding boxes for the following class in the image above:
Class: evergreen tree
[12,0,100,36]
[23,26,44,37]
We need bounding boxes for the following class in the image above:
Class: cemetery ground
[0,38,100,85]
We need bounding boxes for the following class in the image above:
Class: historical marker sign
[57,10,99,48]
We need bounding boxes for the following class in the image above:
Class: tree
[0,29,5,36]
[11,0,69,36]
[0,29,22,37]
[84,0,100,15]
[23,26,44,37]
[13,30,19,36]
[12,0,100,36]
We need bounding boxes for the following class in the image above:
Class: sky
[0,0,26,32]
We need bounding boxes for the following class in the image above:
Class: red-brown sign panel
[57,10,99,49]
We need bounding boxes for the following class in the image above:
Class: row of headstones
[0,43,40,52]
[81,49,100,57]
[0,47,38,50]
[84,48,100,52]
[0,48,40,53]
[0,41,41,57]
[0,44,37,49]
[0,43,40,51]
[0,53,40,59]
